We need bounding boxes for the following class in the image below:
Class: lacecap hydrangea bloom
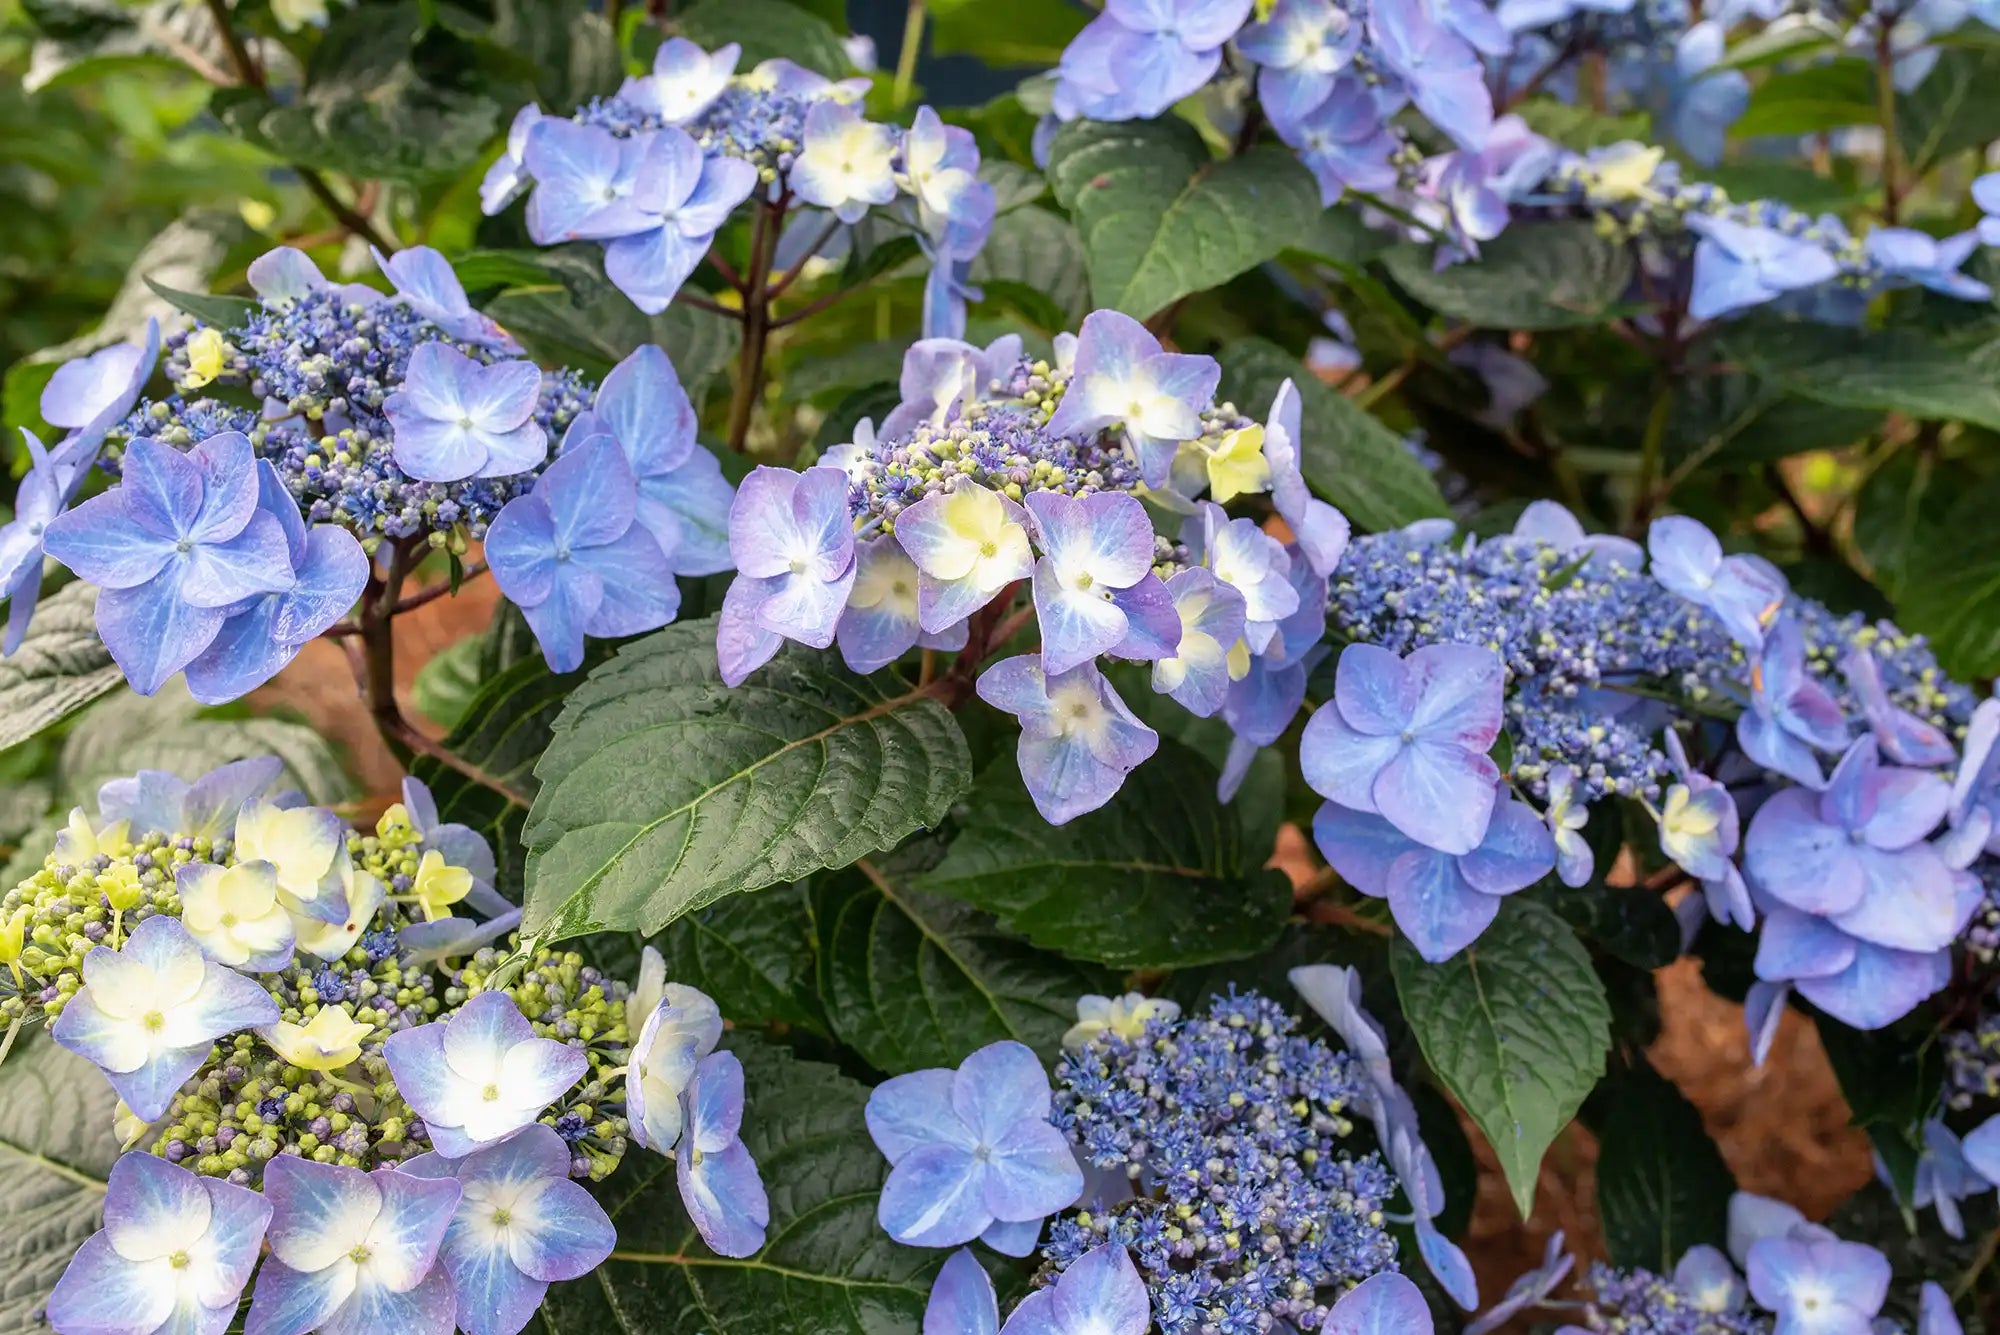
[713,312,1347,826]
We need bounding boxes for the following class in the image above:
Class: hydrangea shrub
[8,0,2000,1328]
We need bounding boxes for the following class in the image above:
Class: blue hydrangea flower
[1369,0,1493,150]
[1647,515,1786,650]
[1261,380,1352,578]
[1239,0,1365,136]
[1743,1233,1889,1335]
[675,1050,772,1258]
[41,336,154,440]
[791,101,899,223]
[1005,1242,1152,1334]
[246,246,383,307]
[1024,490,1164,675]
[481,105,545,215]
[383,989,590,1157]
[374,245,521,351]
[1668,21,1749,166]
[0,430,75,653]
[603,129,759,314]
[1864,227,1992,301]
[1054,2,1247,121]
[978,655,1160,824]
[1951,698,2000,854]
[1301,642,1505,855]
[1737,614,1849,788]
[901,106,998,262]
[896,483,1036,634]
[1151,567,1247,717]
[99,755,284,839]
[46,1152,271,1335]
[1507,499,1641,568]
[1044,311,1219,488]
[924,1248,1000,1335]
[836,537,968,673]
[1290,78,1400,203]
[1843,646,1954,768]
[1545,765,1594,887]
[522,119,657,244]
[1975,172,2000,246]
[1314,789,1555,961]
[718,464,857,684]
[384,343,549,483]
[183,459,369,704]
[403,1124,617,1335]
[625,983,723,1153]
[486,435,681,673]
[866,1039,1084,1249]
[42,432,297,694]
[1187,502,1300,653]
[51,914,280,1119]
[1327,1273,1436,1335]
[1686,214,1842,321]
[623,37,740,124]
[176,859,296,972]
[1466,1233,1572,1335]
[245,1156,461,1335]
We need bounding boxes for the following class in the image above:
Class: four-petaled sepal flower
[383,989,590,1157]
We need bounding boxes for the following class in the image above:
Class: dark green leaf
[0,582,123,752]
[0,1035,119,1331]
[141,275,256,330]
[916,742,1291,969]
[530,1036,937,1334]
[1851,450,1967,599]
[1392,898,1611,1218]
[1595,1059,1734,1271]
[929,0,1086,66]
[970,206,1089,330]
[1046,118,1324,319]
[1726,323,2000,431]
[653,883,828,1034]
[1509,100,1653,149]
[1734,60,1875,137]
[674,0,851,78]
[488,287,740,389]
[1380,221,1635,330]
[1900,47,2000,175]
[1815,1013,1942,1202]
[412,635,486,732]
[430,0,622,111]
[1216,338,1450,531]
[1890,471,2000,678]
[522,620,973,943]
[811,844,1109,1074]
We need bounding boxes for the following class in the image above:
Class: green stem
[892,0,926,110]
[1628,381,1673,532]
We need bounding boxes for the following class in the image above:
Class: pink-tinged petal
[245,1258,355,1335]
[679,1137,771,1257]
[264,1155,383,1272]
[1744,788,1864,915]
[47,1232,178,1335]
[1045,1243,1150,1335]
[1405,642,1504,746]
[1386,847,1500,962]
[1794,941,1951,1031]
[950,1041,1051,1141]
[1830,844,1960,952]
[1457,798,1554,895]
[1299,707,1402,812]
[867,1068,969,1163]
[1374,738,1500,856]
[508,1175,616,1282]
[1333,643,1418,735]
[319,1267,457,1335]
[1753,908,1857,981]
[982,1119,1084,1222]
[878,1142,989,1246]
[1326,1270,1439,1335]
[104,1152,211,1259]
[926,1249,1000,1335]
[1017,728,1141,823]
[595,345,696,474]
[1311,801,1418,897]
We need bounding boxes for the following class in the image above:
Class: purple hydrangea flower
[402,1124,617,1335]
[1685,215,1841,321]
[99,755,285,839]
[1744,1233,1889,1335]
[1044,311,1219,488]
[902,106,998,262]
[1187,502,1300,654]
[1647,515,1786,650]
[522,120,656,243]
[1313,787,1555,961]
[244,1156,461,1335]
[675,1050,772,1258]
[1005,1242,1152,1334]
[382,990,590,1157]
[1024,490,1164,675]
[791,101,899,223]
[42,432,297,694]
[1260,380,1351,578]
[1290,77,1400,204]
[480,105,545,215]
[977,655,1160,824]
[1844,647,1954,768]
[895,484,1035,635]
[923,1248,1000,1335]
[1239,0,1364,135]
[1151,567,1247,717]
[1054,2,1248,122]
[1301,642,1505,855]
[51,906,280,1119]
[604,129,759,314]
[835,537,969,674]
[384,343,548,482]
[0,429,75,654]
[865,1039,1084,1249]
[1369,0,1493,150]
[486,435,680,673]
[42,339,152,436]
[183,459,369,704]
[46,1152,271,1335]
[718,465,858,684]
[622,37,740,124]
[1545,765,1594,887]
[1738,615,1849,787]
[374,245,521,351]
[625,983,722,1153]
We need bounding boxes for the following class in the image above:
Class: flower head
[245,1156,461,1335]
[626,37,741,124]
[897,484,1036,635]
[1291,78,1400,203]
[1240,0,1365,134]
[383,989,590,1157]
[1062,993,1181,1049]
[403,1124,617,1335]
[866,1039,1083,1249]
[234,798,353,929]
[791,101,899,223]
[676,1050,772,1258]
[51,915,281,1119]
[1737,615,1848,787]
[604,129,759,314]
[978,655,1160,824]
[1024,490,1163,674]
[1686,214,1843,321]
[1044,311,1220,487]
[626,982,724,1152]
[1301,642,1506,855]
[1647,515,1786,650]
[487,435,681,673]
[1006,1242,1152,1334]
[1150,567,1248,718]
[42,433,297,694]
[1369,0,1493,149]
[719,464,858,683]
[522,119,657,243]
[177,860,295,972]
[47,1153,271,1335]
[1744,1233,1889,1335]
[384,343,549,483]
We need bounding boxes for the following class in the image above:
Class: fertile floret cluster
[1044,991,1403,1334]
